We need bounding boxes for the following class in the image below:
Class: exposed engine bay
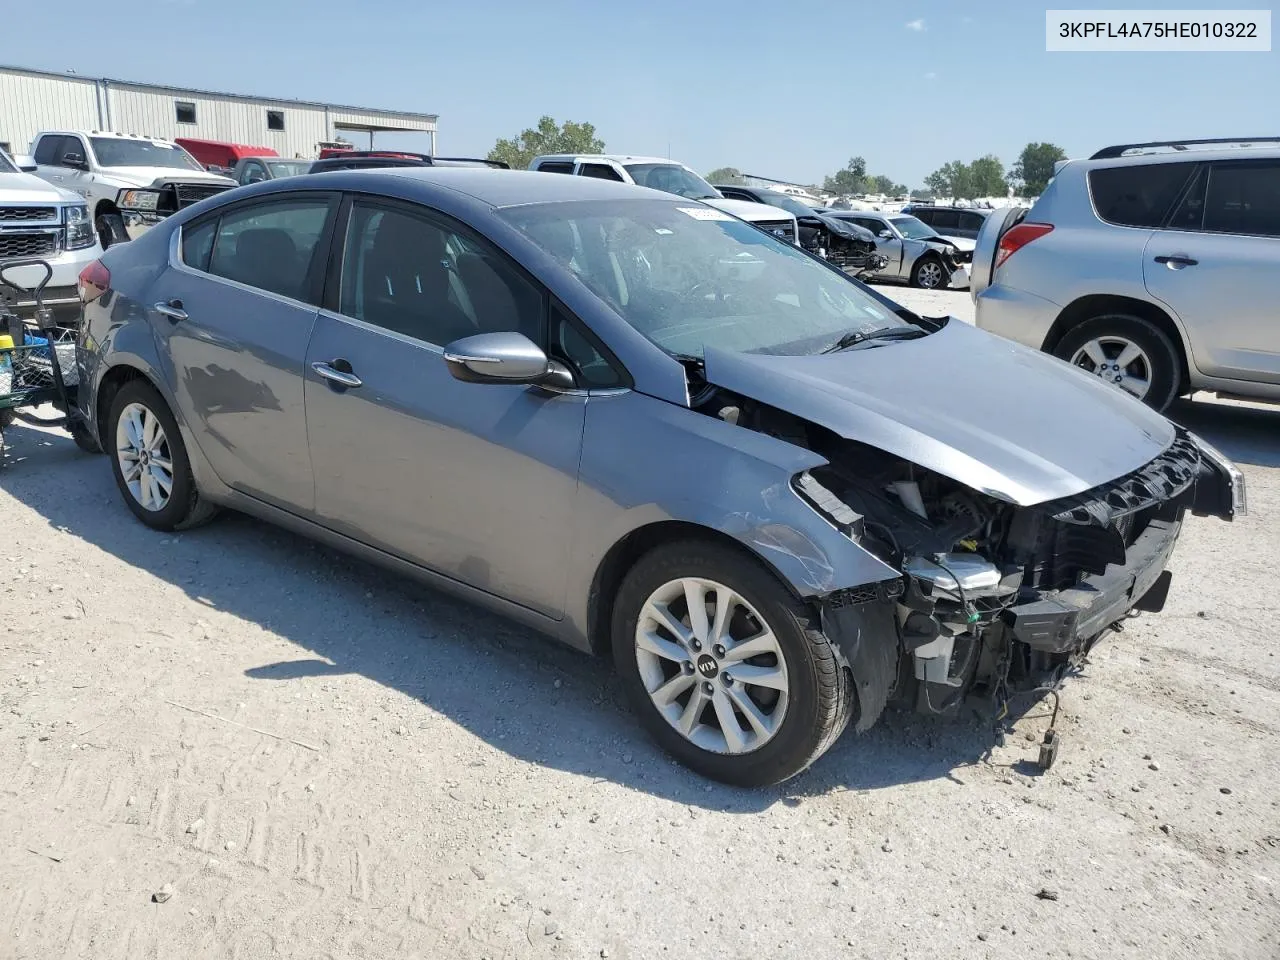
[691,384,1233,748]
[797,213,890,279]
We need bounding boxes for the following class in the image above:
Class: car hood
[701,319,1175,505]
[704,197,796,224]
[101,166,236,187]
[0,170,78,203]
[812,212,876,243]
[934,234,976,252]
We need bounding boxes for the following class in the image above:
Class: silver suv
[971,137,1280,411]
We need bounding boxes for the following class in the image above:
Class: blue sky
[6,0,1277,187]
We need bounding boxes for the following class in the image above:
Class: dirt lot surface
[2,286,1277,959]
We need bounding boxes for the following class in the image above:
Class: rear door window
[207,197,334,303]
[960,212,988,233]
[1202,160,1280,237]
[1089,162,1196,228]
[577,163,624,181]
[930,209,961,230]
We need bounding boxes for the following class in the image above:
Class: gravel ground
[1,285,1277,959]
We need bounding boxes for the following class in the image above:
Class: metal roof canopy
[0,63,438,126]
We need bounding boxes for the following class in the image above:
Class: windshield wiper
[820,326,926,354]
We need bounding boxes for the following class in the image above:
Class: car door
[851,216,903,276]
[238,160,266,184]
[148,191,339,511]
[303,196,587,618]
[32,134,73,189]
[959,211,989,240]
[1143,159,1280,384]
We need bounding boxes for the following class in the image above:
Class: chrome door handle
[154,299,188,321]
[311,361,362,389]
[1154,255,1198,268]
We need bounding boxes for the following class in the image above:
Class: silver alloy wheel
[116,401,174,512]
[916,260,944,288]
[1069,336,1152,401]
[634,577,790,755]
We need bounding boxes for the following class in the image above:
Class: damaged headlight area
[790,426,1228,727]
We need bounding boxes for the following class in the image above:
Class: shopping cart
[0,259,99,453]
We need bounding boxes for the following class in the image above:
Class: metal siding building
[0,64,437,159]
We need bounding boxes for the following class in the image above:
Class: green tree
[823,157,867,195]
[967,154,1007,197]
[924,160,973,199]
[487,116,605,171]
[1009,142,1067,197]
[706,166,745,184]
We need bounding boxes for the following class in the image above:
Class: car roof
[907,204,991,213]
[44,130,175,142]
[309,166,678,206]
[535,154,680,166]
[1073,145,1280,170]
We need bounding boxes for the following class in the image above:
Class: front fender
[562,390,901,645]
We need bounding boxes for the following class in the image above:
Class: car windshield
[0,149,16,174]
[90,138,203,171]
[623,163,720,200]
[889,215,938,240]
[502,199,911,359]
[266,160,312,177]
[759,192,821,219]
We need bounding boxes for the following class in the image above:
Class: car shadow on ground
[2,397,1274,808]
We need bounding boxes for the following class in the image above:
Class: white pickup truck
[29,131,235,249]
[0,146,99,319]
[529,154,800,243]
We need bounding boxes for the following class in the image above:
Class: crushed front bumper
[1002,515,1180,653]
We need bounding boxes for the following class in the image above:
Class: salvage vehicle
[901,203,993,241]
[29,131,235,249]
[0,146,100,324]
[530,154,799,245]
[231,156,315,184]
[175,138,278,174]
[824,210,972,289]
[714,183,888,277]
[74,169,1244,786]
[972,137,1280,411]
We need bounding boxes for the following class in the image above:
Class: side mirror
[443,331,575,389]
[878,229,893,240]
[61,152,88,170]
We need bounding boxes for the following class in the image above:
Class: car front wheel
[612,540,853,786]
[911,256,946,289]
[1053,314,1181,411]
[107,379,218,530]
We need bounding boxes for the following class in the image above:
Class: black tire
[68,420,101,454]
[611,540,853,786]
[0,407,12,432]
[1053,313,1182,412]
[96,213,128,250]
[107,379,218,531]
[910,255,947,289]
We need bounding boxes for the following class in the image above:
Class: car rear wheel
[108,379,217,530]
[612,540,853,786]
[1054,314,1181,411]
[911,256,946,289]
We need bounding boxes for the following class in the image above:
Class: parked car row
[65,161,1243,786]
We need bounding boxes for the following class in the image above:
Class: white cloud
[905,18,925,31]
[924,71,937,80]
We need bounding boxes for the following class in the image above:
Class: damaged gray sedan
[76,169,1245,786]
